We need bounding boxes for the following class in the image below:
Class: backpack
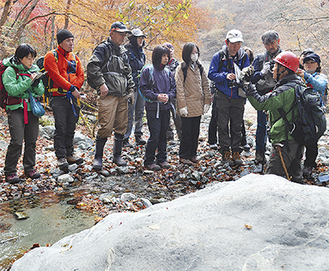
[181,62,204,82]
[138,64,171,102]
[277,82,326,146]
[212,49,248,93]
[255,53,277,94]
[35,49,58,98]
[0,60,19,109]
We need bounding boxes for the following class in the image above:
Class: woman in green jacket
[2,43,45,184]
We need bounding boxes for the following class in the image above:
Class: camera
[228,79,239,88]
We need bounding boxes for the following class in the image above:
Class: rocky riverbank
[1,101,329,220]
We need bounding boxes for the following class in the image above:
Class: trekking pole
[274,144,291,181]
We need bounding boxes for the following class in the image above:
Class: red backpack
[0,60,20,109]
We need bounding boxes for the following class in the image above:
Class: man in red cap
[44,29,85,170]
[87,22,135,172]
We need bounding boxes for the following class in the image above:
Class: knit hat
[57,29,74,45]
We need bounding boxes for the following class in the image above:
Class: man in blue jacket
[208,29,250,166]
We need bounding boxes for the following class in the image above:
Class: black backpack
[277,82,326,146]
[35,49,58,98]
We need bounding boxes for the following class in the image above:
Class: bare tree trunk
[0,0,12,31]
[64,0,72,29]
[50,15,55,49]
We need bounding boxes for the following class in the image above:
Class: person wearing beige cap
[87,21,135,172]
[208,29,250,166]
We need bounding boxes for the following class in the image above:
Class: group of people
[2,21,327,185]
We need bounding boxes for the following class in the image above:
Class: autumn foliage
[0,0,214,62]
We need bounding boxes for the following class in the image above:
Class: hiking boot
[190,156,200,163]
[145,164,161,171]
[25,169,40,179]
[135,136,146,146]
[157,161,171,169]
[67,156,84,165]
[180,158,193,165]
[255,149,266,164]
[221,150,233,166]
[303,166,313,178]
[123,138,132,148]
[58,158,69,170]
[232,151,243,166]
[209,144,218,150]
[5,173,20,184]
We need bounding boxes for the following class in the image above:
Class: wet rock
[191,171,201,182]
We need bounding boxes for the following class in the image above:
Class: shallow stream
[0,191,96,271]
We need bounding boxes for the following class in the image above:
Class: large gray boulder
[10,174,329,271]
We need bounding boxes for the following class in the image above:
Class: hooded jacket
[208,45,250,99]
[246,73,300,144]
[2,56,45,111]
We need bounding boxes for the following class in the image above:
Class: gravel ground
[0,101,328,219]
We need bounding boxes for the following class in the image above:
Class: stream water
[0,191,96,271]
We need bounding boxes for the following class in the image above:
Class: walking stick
[274,144,291,181]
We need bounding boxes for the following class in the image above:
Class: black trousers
[4,109,39,175]
[144,110,170,165]
[179,116,201,159]
[50,96,80,159]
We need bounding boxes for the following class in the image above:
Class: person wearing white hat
[208,29,250,166]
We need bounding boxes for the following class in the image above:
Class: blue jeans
[256,110,267,151]
[124,90,145,139]
[144,110,170,165]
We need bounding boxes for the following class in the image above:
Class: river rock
[57,174,74,183]
[10,174,329,270]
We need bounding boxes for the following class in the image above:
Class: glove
[261,62,271,76]
[125,91,135,105]
[179,107,188,117]
[204,104,210,114]
[239,65,254,83]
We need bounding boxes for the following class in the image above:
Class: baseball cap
[300,48,314,57]
[110,21,131,34]
[303,53,321,64]
[131,29,146,37]
[226,29,244,43]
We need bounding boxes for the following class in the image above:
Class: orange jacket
[44,46,84,96]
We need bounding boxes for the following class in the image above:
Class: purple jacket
[140,64,176,111]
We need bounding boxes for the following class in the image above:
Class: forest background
[1,0,329,74]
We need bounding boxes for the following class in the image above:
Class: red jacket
[44,46,84,96]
